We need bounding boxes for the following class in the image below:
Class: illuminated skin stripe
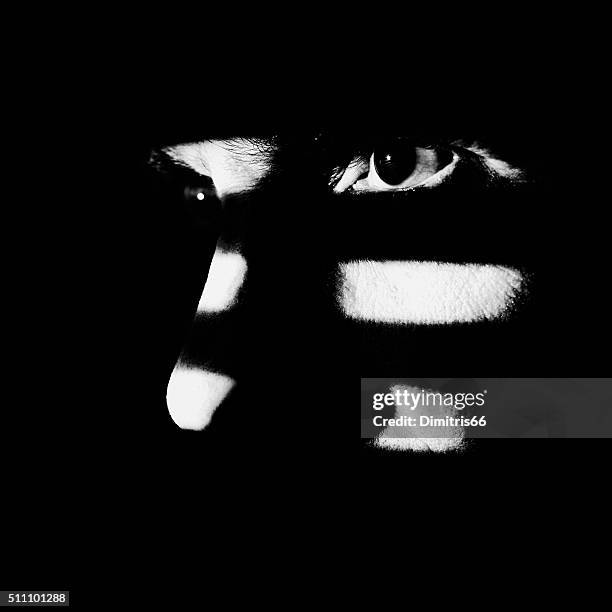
[338,261,524,325]
[197,249,247,313]
[167,259,522,433]
[166,246,247,430]
[167,367,235,430]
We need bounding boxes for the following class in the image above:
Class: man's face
[151,131,540,451]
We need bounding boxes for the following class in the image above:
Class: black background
[3,32,609,604]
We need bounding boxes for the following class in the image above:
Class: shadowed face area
[152,132,535,451]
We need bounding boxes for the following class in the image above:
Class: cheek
[337,260,524,325]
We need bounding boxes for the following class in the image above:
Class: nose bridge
[218,181,341,301]
[173,240,344,382]
[163,143,399,432]
[196,247,248,314]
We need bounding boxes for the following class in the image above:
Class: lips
[372,384,466,453]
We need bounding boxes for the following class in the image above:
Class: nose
[165,224,343,431]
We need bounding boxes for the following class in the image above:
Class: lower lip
[373,383,466,453]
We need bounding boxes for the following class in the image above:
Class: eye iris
[373,144,417,185]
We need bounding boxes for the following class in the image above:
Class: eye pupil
[374,143,417,185]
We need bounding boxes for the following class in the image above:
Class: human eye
[331,137,526,194]
[332,138,457,193]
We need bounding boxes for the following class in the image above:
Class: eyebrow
[153,137,282,197]
[217,137,278,158]
[151,137,278,169]
[151,131,454,167]
[149,131,531,195]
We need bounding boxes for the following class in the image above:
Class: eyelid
[332,158,369,193]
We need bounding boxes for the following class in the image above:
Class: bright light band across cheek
[197,249,248,313]
[338,261,524,325]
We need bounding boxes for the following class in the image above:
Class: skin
[153,133,544,451]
